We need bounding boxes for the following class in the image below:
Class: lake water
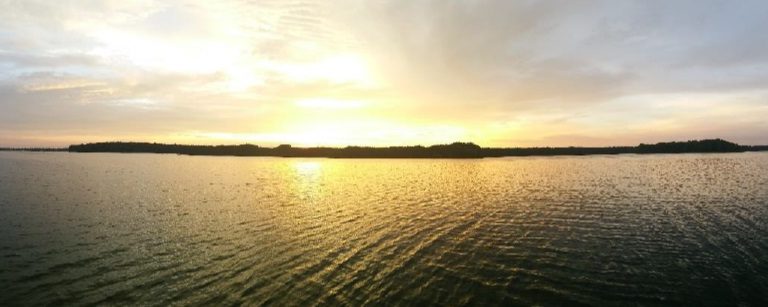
[1,152,767,306]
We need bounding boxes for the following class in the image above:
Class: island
[30,138,761,158]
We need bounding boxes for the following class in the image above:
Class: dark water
[1,152,767,306]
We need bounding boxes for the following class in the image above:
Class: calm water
[1,152,767,306]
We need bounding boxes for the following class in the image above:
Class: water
[1,152,767,306]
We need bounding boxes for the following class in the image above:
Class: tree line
[63,139,766,158]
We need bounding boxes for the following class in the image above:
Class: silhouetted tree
[636,139,743,154]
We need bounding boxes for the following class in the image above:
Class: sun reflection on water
[290,160,324,202]
[293,161,322,176]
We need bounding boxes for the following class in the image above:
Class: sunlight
[194,119,472,147]
[5,1,768,304]
[290,160,324,203]
[295,98,364,109]
[318,54,371,84]
[292,161,322,175]
[288,126,355,147]
[268,54,374,85]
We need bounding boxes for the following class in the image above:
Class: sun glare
[268,54,374,85]
[295,98,364,109]
[292,161,322,175]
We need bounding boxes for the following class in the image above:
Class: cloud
[1,0,768,147]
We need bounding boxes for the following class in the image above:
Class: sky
[1,0,768,147]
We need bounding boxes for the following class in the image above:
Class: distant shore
[3,139,767,158]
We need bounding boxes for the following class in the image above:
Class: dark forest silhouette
[2,139,766,158]
[35,138,766,158]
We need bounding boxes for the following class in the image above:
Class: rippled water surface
[1,152,768,306]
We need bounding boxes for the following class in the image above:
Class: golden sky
[1,0,768,147]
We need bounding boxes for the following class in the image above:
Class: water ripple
[1,152,768,305]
